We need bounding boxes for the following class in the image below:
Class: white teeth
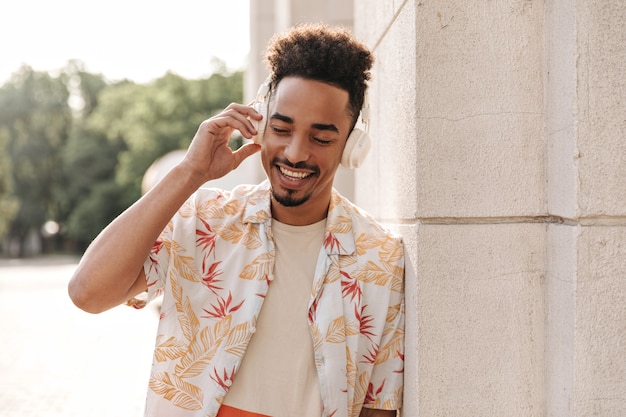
[279,166,310,179]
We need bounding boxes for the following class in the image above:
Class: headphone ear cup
[341,128,371,169]
[251,101,268,144]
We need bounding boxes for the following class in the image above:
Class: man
[69,23,405,417]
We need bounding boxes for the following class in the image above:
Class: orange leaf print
[354,261,390,287]
[165,240,199,282]
[179,295,200,343]
[345,346,357,389]
[327,215,352,234]
[355,233,387,256]
[239,253,273,281]
[381,238,403,263]
[149,372,203,411]
[375,330,404,366]
[325,316,347,344]
[224,320,254,357]
[154,336,187,362]
[175,316,230,378]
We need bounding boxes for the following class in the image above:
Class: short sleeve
[126,228,170,309]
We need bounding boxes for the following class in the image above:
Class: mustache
[271,157,320,175]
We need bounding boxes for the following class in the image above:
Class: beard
[270,157,319,207]
[271,187,312,207]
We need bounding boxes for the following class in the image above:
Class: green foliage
[111,71,244,194]
[0,129,18,238]
[0,62,243,254]
[0,66,72,253]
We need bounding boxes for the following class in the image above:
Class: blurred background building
[243,1,626,416]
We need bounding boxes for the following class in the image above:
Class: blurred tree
[0,62,243,254]
[56,66,129,250]
[0,128,18,239]
[113,71,244,194]
[60,70,243,248]
[0,66,71,256]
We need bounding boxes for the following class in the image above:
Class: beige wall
[248,1,626,416]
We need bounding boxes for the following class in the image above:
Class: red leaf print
[201,291,245,319]
[394,351,405,373]
[308,288,324,322]
[341,271,362,303]
[210,366,236,391]
[364,380,386,404]
[361,343,379,364]
[196,217,217,257]
[147,241,163,274]
[201,260,223,294]
[355,304,376,341]
[324,232,344,252]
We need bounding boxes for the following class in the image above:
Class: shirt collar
[242,181,356,256]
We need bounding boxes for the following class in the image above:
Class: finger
[203,115,252,140]
[211,108,262,138]
[231,142,262,169]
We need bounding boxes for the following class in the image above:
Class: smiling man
[69,23,405,417]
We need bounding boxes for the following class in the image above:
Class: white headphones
[251,78,371,169]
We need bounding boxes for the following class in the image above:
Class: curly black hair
[265,23,374,126]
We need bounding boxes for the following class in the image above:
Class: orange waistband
[217,404,271,417]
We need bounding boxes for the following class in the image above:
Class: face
[260,76,353,225]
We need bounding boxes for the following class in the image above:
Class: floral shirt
[131,181,405,417]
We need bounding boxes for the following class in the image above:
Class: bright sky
[0,0,250,84]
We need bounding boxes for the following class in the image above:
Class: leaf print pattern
[154,336,187,362]
[201,260,223,294]
[196,217,217,258]
[341,270,362,303]
[324,231,345,252]
[164,240,199,283]
[210,366,237,391]
[355,304,376,341]
[239,253,272,281]
[150,372,204,411]
[201,291,245,319]
[140,182,405,416]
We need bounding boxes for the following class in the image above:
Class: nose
[283,134,310,164]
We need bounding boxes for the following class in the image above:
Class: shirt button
[267,275,274,282]
[225,379,233,387]
[250,327,257,334]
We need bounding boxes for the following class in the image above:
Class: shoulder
[331,190,402,243]
[190,182,269,208]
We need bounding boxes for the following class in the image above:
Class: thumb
[232,142,262,169]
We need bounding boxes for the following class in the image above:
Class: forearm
[68,164,204,313]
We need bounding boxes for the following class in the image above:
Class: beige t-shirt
[222,218,326,416]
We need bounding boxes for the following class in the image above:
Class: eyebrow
[270,112,340,133]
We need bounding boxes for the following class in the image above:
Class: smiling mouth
[279,165,313,180]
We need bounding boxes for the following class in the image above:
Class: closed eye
[313,137,332,145]
[271,126,290,134]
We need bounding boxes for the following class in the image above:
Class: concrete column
[356,0,546,415]
[546,0,626,416]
